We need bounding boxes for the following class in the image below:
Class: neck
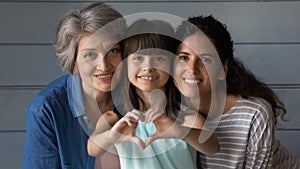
[82,88,113,128]
[136,89,151,111]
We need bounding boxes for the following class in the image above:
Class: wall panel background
[0,1,299,168]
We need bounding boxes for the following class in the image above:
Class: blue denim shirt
[23,74,95,169]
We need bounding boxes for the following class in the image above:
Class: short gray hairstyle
[54,2,126,73]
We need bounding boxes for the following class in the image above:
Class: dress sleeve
[23,100,61,169]
[244,100,275,169]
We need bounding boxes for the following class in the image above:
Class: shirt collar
[67,73,86,118]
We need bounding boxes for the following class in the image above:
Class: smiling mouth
[94,73,113,80]
[138,76,158,81]
[184,78,201,84]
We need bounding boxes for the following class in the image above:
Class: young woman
[88,19,219,169]
[175,15,300,169]
[23,2,126,168]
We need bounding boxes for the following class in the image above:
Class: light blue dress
[115,121,197,169]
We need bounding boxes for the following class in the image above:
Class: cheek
[110,57,122,67]
[75,60,95,75]
[127,64,138,81]
[174,63,185,78]
[157,62,170,74]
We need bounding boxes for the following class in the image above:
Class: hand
[110,110,145,149]
[145,89,166,122]
[144,108,164,123]
[144,115,189,147]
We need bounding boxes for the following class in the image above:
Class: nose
[142,67,155,72]
[187,58,200,74]
[142,57,155,72]
[96,55,111,71]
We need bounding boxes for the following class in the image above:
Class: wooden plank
[234,44,300,84]
[0,45,64,86]
[274,89,300,130]
[0,2,300,43]
[0,90,39,130]
[0,132,25,169]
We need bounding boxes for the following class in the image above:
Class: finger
[130,109,144,121]
[123,117,134,126]
[145,135,160,148]
[144,108,155,122]
[149,111,163,122]
[131,137,145,150]
[125,113,140,122]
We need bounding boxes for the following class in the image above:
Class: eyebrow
[178,51,214,58]
[80,48,97,52]
[198,53,214,58]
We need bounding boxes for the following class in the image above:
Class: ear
[72,62,79,74]
[218,60,228,80]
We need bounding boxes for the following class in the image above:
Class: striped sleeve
[244,98,274,169]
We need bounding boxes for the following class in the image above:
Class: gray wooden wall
[1,0,300,168]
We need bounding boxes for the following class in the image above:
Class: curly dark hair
[176,15,287,126]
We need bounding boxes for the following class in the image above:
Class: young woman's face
[76,34,122,94]
[174,34,223,98]
[127,53,170,93]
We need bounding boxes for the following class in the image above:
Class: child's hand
[144,108,164,123]
[145,89,167,122]
[110,110,145,149]
[144,115,189,147]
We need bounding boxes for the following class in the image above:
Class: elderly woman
[23,2,126,169]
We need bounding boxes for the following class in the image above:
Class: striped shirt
[198,97,300,169]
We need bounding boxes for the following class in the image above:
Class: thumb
[145,134,160,148]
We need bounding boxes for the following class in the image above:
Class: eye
[200,56,213,65]
[84,52,97,59]
[178,55,189,61]
[108,47,120,54]
[133,55,143,61]
[156,55,168,62]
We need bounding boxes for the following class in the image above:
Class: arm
[244,104,274,168]
[88,110,145,157]
[183,128,219,155]
[182,109,219,155]
[145,114,219,155]
[88,111,119,157]
[23,105,60,169]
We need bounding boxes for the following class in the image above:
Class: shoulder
[233,97,273,119]
[27,75,71,117]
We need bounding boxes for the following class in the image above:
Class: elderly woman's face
[75,34,122,94]
[174,34,223,98]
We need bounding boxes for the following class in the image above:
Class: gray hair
[54,2,126,73]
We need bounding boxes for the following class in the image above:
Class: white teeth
[140,76,157,80]
[184,79,200,84]
[95,74,112,79]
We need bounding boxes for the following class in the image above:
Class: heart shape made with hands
[113,89,187,150]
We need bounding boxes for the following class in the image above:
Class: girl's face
[174,34,224,98]
[127,53,170,93]
[76,34,122,94]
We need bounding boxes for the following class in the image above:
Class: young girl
[88,19,219,169]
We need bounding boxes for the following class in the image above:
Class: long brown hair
[117,19,181,121]
[176,15,287,126]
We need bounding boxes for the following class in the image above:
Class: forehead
[179,34,217,55]
[78,34,119,51]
